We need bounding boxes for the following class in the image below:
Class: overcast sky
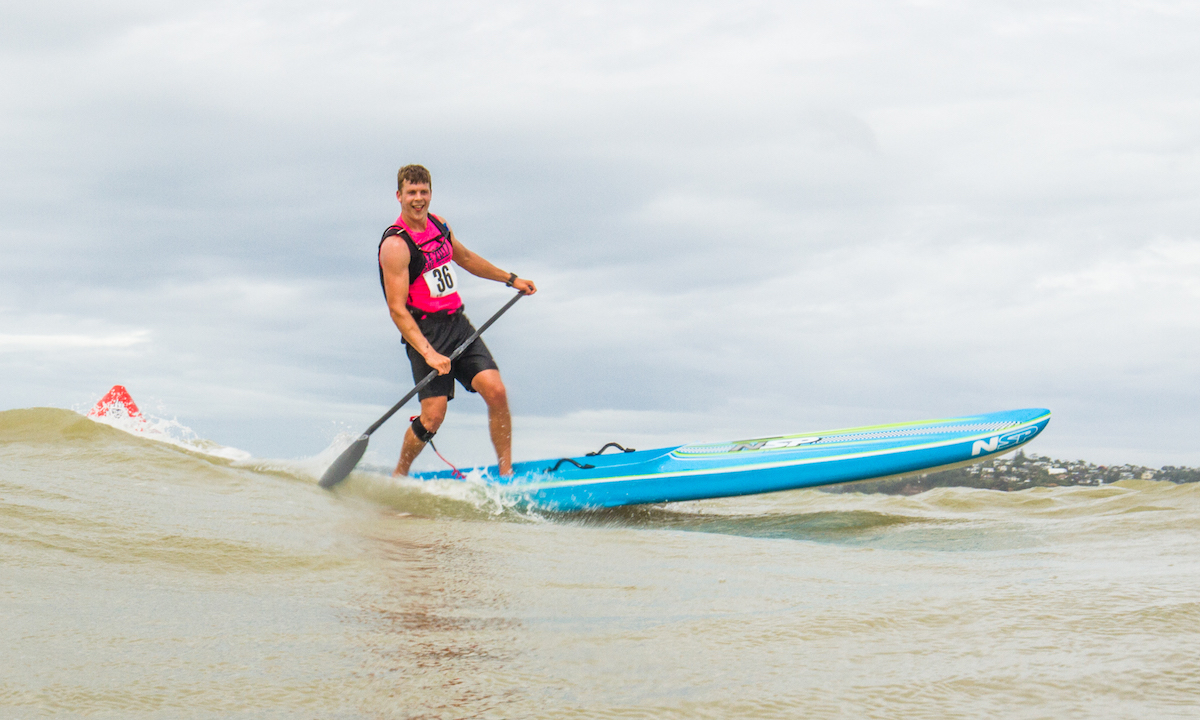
[2,0,1198,469]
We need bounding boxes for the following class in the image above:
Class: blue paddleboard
[412,408,1051,511]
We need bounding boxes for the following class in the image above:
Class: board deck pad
[411,408,1052,511]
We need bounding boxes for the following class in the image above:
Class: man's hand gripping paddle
[319,291,526,489]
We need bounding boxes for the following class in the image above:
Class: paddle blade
[319,434,370,489]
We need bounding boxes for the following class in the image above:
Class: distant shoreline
[822,451,1200,495]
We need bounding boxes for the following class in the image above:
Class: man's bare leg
[393,396,448,477]
[471,369,513,476]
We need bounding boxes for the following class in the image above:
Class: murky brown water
[3,408,1198,718]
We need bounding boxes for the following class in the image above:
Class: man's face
[397,181,431,218]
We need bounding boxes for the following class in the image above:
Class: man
[378,164,536,477]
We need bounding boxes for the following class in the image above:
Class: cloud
[0,330,150,351]
[1,0,1199,466]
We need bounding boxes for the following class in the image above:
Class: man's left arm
[449,229,537,295]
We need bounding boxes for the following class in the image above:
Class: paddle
[319,290,526,489]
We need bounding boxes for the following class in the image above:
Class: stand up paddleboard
[412,408,1051,511]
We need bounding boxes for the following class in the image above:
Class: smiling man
[378,164,536,477]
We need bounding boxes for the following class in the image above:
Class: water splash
[81,407,251,462]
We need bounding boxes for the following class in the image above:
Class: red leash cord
[428,440,466,480]
[411,415,465,479]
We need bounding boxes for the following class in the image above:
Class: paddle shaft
[319,291,525,489]
[363,291,525,437]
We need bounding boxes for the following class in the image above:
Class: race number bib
[421,264,459,298]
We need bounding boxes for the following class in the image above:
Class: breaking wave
[4,406,1196,540]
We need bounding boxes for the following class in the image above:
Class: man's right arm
[378,237,452,375]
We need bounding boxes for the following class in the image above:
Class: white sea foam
[81,406,253,463]
[80,402,542,516]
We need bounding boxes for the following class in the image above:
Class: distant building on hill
[823,450,1200,495]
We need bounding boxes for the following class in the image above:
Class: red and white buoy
[88,385,145,421]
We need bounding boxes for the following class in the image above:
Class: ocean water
[2,407,1198,719]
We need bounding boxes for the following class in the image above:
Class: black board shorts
[404,309,499,401]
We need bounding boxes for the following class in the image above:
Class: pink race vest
[393,214,463,314]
